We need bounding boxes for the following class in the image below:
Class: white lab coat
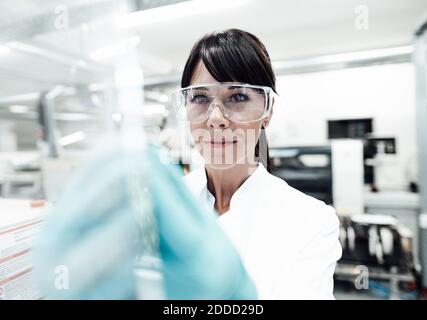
[183,163,342,299]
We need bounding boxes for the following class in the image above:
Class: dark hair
[181,28,276,172]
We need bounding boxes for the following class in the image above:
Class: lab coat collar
[191,163,268,206]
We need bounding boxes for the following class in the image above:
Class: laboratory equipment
[270,140,364,216]
[270,146,333,205]
[335,214,419,299]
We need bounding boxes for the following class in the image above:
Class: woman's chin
[203,155,249,170]
[205,162,238,171]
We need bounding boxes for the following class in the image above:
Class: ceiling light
[59,131,86,146]
[116,0,250,29]
[9,105,30,113]
[90,36,141,61]
[0,45,11,55]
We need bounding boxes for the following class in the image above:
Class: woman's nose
[206,103,229,129]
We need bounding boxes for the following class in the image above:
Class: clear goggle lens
[172,83,273,123]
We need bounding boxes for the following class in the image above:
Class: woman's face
[188,61,273,170]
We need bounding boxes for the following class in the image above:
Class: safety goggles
[171,82,274,124]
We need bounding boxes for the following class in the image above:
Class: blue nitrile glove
[33,145,257,299]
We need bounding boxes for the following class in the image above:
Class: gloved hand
[33,145,257,300]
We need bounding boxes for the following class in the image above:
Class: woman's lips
[203,139,238,148]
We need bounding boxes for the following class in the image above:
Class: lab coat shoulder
[258,172,342,299]
[258,171,338,229]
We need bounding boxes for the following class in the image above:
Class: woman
[173,29,342,299]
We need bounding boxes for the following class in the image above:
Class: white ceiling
[1,0,427,97]
[132,0,427,67]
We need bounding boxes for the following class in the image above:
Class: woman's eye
[190,94,210,104]
[229,93,249,103]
